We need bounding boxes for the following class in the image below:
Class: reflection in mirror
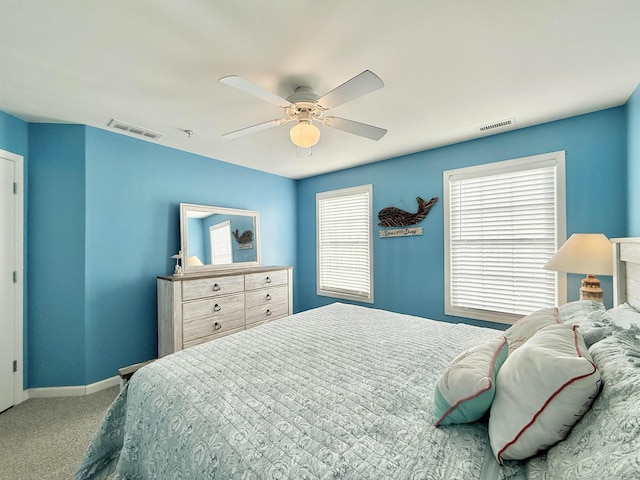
[180,203,261,272]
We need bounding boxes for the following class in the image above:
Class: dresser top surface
[157,265,292,282]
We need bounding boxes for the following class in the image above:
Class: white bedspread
[76,303,524,479]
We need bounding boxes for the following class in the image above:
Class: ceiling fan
[219,70,387,149]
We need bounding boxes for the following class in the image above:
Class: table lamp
[188,255,204,266]
[543,233,613,302]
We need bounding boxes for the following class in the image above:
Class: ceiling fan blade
[219,75,290,108]
[222,118,287,139]
[323,116,387,141]
[317,70,384,110]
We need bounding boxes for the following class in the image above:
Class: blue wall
[628,84,640,236]
[187,217,206,263]
[28,125,88,387]
[81,128,296,384]
[0,95,636,389]
[0,111,29,156]
[296,107,628,326]
[24,125,296,387]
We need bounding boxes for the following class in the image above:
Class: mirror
[179,203,261,273]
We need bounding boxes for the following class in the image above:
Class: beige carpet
[0,386,119,480]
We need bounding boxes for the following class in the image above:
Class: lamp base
[579,274,603,302]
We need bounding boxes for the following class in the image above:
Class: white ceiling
[1,1,639,179]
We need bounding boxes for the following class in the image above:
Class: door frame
[1,148,25,406]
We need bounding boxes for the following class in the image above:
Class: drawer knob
[211,283,221,292]
[213,322,222,331]
[266,309,272,317]
[266,293,272,301]
[213,304,221,312]
[265,276,271,284]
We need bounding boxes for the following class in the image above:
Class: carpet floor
[0,386,119,480]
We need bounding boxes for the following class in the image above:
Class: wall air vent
[476,117,516,133]
[107,119,164,140]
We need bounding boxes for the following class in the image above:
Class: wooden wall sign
[379,227,423,238]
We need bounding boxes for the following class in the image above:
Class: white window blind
[444,152,565,323]
[317,185,373,303]
[210,221,232,265]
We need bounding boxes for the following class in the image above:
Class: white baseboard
[27,375,120,399]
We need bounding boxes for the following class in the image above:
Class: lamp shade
[188,255,204,266]
[289,120,320,148]
[543,233,613,275]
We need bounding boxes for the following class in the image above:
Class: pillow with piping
[502,307,560,354]
[434,336,508,426]
[488,323,600,464]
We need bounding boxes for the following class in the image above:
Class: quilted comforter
[75,303,524,479]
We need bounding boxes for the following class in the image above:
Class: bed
[75,238,640,479]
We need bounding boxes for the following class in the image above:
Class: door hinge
[13,360,17,373]
[13,271,17,283]
[13,182,17,194]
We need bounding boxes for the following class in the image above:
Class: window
[444,151,566,324]
[317,184,374,303]
[210,221,232,265]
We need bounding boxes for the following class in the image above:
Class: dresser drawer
[246,300,289,326]
[182,293,245,343]
[183,326,244,349]
[245,269,288,291]
[182,275,245,301]
[245,285,289,309]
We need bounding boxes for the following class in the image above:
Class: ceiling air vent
[476,117,516,133]
[108,119,164,140]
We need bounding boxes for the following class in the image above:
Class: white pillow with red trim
[434,336,508,426]
[488,323,601,463]
[503,307,561,354]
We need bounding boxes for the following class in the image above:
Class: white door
[0,153,18,412]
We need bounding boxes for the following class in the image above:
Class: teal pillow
[434,336,508,426]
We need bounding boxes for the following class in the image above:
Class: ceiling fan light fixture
[289,120,320,148]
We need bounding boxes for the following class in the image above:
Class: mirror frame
[179,203,261,273]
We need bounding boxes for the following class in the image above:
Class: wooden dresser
[157,266,292,357]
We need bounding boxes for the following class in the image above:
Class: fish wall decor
[378,196,438,227]
[233,229,253,244]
